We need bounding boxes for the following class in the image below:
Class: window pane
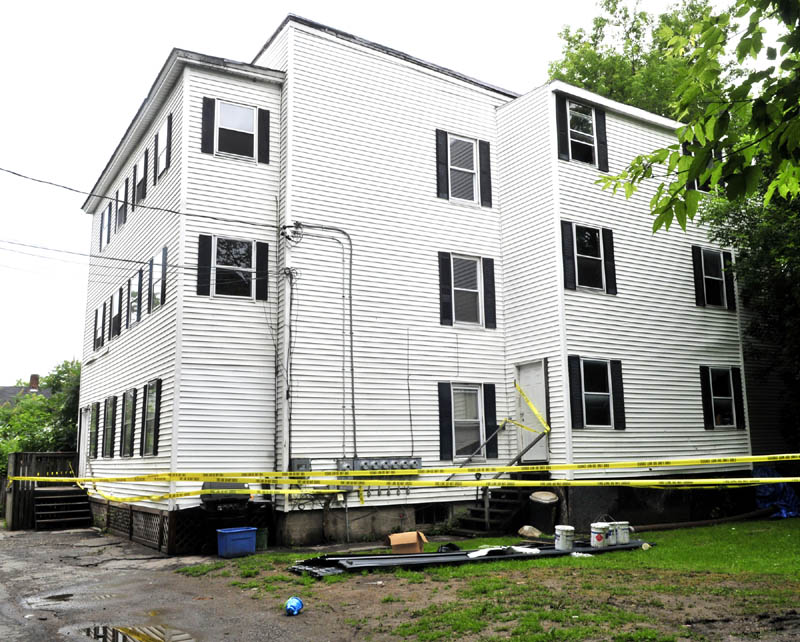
[218,128,255,157]
[575,226,600,257]
[454,290,480,323]
[216,267,253,297]
[705,278,724,306]
[710,369,732,397]
[450,168,475,201]
[713,398,734,426]
[219,102,254,132]
[583,361,609,393]
[144,420,155,455]
[146,384,157,421]
[217,239,252,268]
[449,138,474,171]
[570,140,594,164]
[585,393,611,426]
[453,389,479,420]
[577,256,603,288]
[702,249,722,278]
[570,130,594,145]
[569,101,593,119]
[455,421,481,456]
[452,258,478,289]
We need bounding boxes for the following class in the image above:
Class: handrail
[444,422,507,481]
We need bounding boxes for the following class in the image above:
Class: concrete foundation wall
[275,505,417,546]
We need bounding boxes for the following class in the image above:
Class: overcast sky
[0,0,690,384]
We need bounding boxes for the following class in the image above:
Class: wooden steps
[34,486,92,530]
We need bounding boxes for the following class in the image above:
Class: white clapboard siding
[278,24,512,505]
[78,82,184,507]
[557,106,751,477]
[496,84,567,466]
[176,66,283,506]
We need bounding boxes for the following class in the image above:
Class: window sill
[214,151,257,164]
[445,197,490,211]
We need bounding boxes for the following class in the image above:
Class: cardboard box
[386,531,428,554]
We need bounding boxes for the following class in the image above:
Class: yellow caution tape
[515,380,551,433]
[8,452,799,486]
[85,486,338,503]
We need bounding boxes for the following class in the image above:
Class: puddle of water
[45,593,74,602]
[80,624,195,641]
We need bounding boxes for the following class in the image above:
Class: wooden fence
[4,452,78,530]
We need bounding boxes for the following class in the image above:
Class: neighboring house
[77,15,755,549]
[1,375,51,406]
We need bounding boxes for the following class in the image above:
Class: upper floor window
[128,269,142,327]
[691,246,736,310]
[110,288,122,339]
[116,181,128,231]
[435,130,492,207]
[93,303,106,351]
[134,151,148,204]
[581,359,612,427]
[567,355,626,430]
[215,237,255,298]
[561,221,617,294]
[556,94,609,172]
[149,248,167,312]
[201,97,269,163]
[437,252,496,328]
[155,115,172,180]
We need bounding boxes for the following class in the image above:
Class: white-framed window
[134,153,147,203]
[452,384,484,458]
[448,134,478,202]
[701,248,726,307]
[99,208,104,252]
[106,202,113,243]
[568,100,596,165]
[142,379,161,456]
[709,367,735,428]
[120,388,136,457]
[102,396,116,458]
[89,402,99,459]
[128,269,142,326]
[150,252,164,311]
[217,101,256,158]
[110,289,122,338]
[93,303,106,351]
[574,224,604,289]
[581,359,612,428]
[156,118,169,178]
[116,182,127,231]
[451,255,482,325]
[213,236,256,298]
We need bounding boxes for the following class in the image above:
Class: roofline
[548,80,682,131]
[251,14,520,100]
[82,49,284,212]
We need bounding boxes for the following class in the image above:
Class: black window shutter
[699,366,714,429]
[92,402,100,458]
[161,246,168,305]
[128,388,137,456]
[153,133,159,185]
[723,251,736,310]
[108,296,113,341]
[732,367,745,430]
[482,257,496,329]
[123,179,129,225]
[139,384,147,457]
[561,221,577,290]
[691,246,705,306]
[107,204,112,242]
[435,129,449,199]
[595,108,609,172]
[438,382,453,461]
[438,252,453,325]
[148,258,154,313]
[99,213,104,252]
[602,228,617,295]
[201,97,215,154]
[197,235,212,296]
[256,242,269,300]
[478,140,492,208]
[166,114,173,169]
[610,360,626,430]
[543,358,551,427]
[101,302,106,346]
[109,397,116,458]
[126,280,130,329]
[483,383,498,458]
[568,355,584,429]
[257,109,270,164]
[136,270,142,323]
[93,309,98,350]
[556,94,569,161]
[117,286,123,336]
[142,149,148,200]
[152,379,162,456]
[132,165,137,211]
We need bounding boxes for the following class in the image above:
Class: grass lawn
[178,519,800,641]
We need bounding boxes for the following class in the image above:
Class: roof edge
[251,14,520,99]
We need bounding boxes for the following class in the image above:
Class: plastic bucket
[614,521,630,544]
[256,528,269,551]
[554,525,574,551]
[607,522,618,546]
[590,522,610,548]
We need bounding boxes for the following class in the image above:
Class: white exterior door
[516,361,549,462]
[78,407,90,476]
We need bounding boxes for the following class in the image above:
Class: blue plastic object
[285,596,304,616]
[216,527,257,558]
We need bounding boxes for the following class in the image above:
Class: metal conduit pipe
[291,221,358,458]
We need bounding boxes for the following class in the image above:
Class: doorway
[516,360,549,462]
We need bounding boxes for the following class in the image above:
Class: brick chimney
[29,374,39,392]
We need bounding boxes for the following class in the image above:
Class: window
[141,379,161,456]
[452,256,481,324]
[561,221,617,294]
[438,252,496,328]
[134,152,147,203]
[448,135,477,202]
[567,355,626,430]
[116,181,127,230]
[149,248,166,312]
[435,130,492,207]
[709,368,735,428]
[452,384,483,458]
[93,303,106,350]
[581,360,612,427]
[691,246,735,309]
[214,237,255,297]
[89,402,99,459]
[110,288,122,338]
[567,100,596,164]
[106,203,113,244]
[120,388,136,457]
[99,208,104,252]
[155,116,171,179]
[699,366,744,430]
[102,396,116,458]
[128,269,142,327]
[218,101,256,157]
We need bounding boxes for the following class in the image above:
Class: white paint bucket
[590,522,610,548]
[614,521,630,544]
[554,525,574,551]
[606,522,618,546]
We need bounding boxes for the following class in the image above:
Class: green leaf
[685,189,702,220]
[726,173,747,200]
[695,123,707,146]
[743,165,763,194]
[767,46,777,60]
